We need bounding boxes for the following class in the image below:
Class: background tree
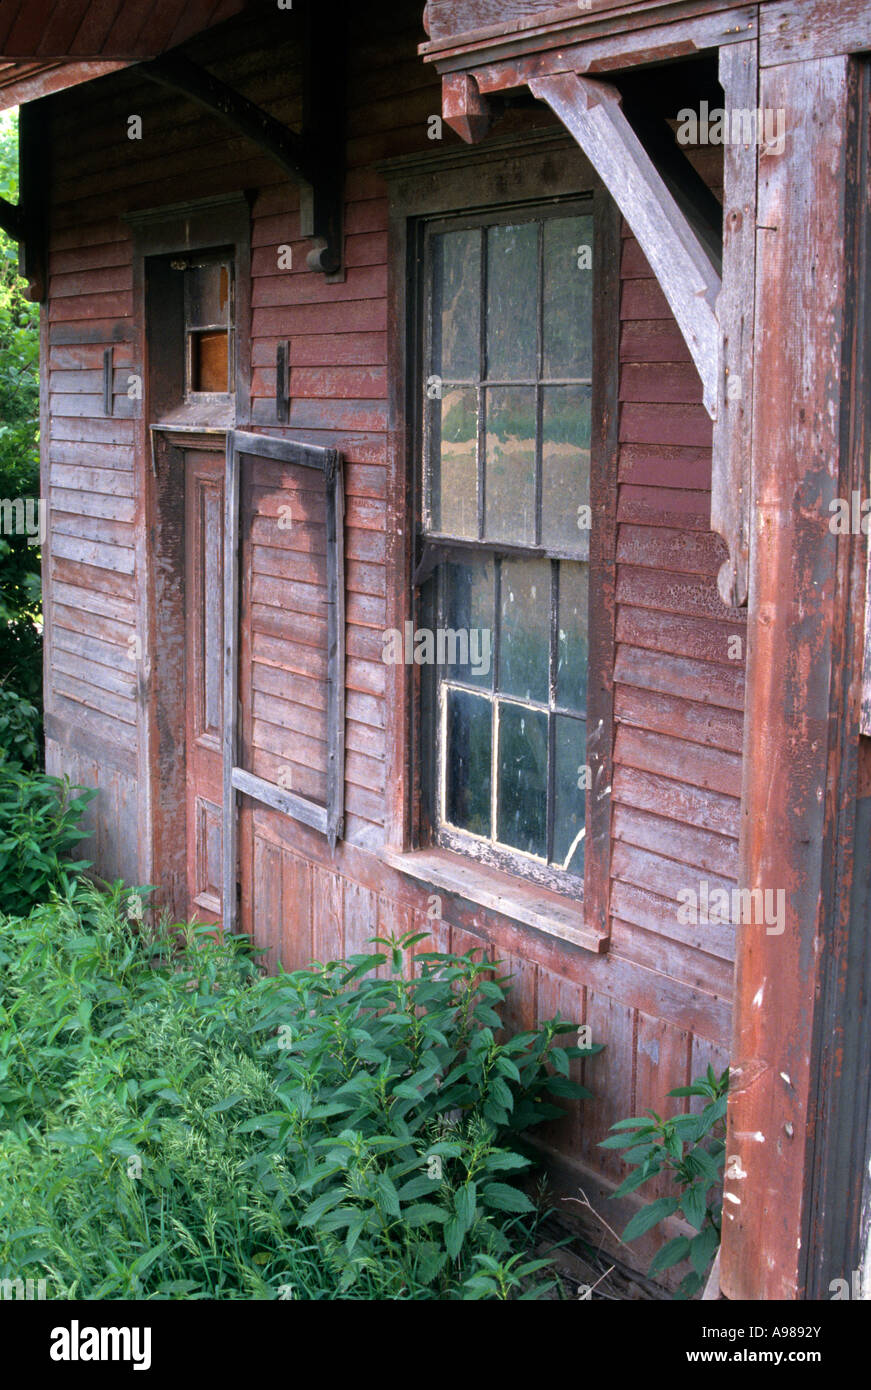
[0,108,41,711]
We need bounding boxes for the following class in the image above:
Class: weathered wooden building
[1,0,869,1299]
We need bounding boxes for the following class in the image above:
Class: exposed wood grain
[710,40,757,607]
[529,72,719,415]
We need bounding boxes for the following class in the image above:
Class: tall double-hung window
[419,202,594,894]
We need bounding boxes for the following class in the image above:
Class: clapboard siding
[612,219,744,983]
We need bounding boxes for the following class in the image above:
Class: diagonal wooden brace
[530,71,721,420]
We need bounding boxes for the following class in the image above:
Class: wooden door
[184,448,225,921]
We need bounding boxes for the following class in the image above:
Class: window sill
[381,846,607,954]
[152,402,234,431]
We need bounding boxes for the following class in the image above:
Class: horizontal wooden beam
[0,195,23,241]
[231,767,329,837]
[423,6,758,75]
[529,71,721,418]
[139,53,318,184]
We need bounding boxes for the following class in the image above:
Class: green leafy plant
[0,895,601,1300]
[0,766,95,914]
[601,1065,729,1298]
[239,929,601,1296]
[0,686,41,769]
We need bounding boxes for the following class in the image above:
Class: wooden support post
[529,71,721,418]
[709,40,759,608]
[18,100,48,303]
[724,54,865,1300]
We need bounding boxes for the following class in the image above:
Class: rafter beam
[0,196,23,242]
[529,71,721,419]
[140,53,317,183]
[139,50,344,274]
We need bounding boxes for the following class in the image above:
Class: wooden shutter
[222,430,345,931]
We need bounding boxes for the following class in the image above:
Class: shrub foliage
[0,873,601,1299]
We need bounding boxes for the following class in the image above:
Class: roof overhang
[0,0,252,109]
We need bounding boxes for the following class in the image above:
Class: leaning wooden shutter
[222,430,345,931]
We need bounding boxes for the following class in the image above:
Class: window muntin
[421,204,593,891]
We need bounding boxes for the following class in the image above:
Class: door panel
[184,449,225,920]
[237,448,335,937]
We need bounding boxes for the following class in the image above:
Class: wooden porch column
[723,54,868,1300]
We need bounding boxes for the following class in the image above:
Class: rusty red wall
[40,0,742,1272]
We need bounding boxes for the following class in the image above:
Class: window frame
[416,198,599,898]
[179,250,236,403]
[381,132,619,947]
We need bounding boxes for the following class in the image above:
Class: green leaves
[481,1182,535,1214]
[621,1197,680,1242]
[607,1067,729,1296]
[0,875,600,1300]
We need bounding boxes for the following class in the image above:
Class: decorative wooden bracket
[529,71,721,420]
[442,72,491,143]
[140,35,345,275]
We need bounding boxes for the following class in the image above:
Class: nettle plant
[249,932,603,1297]
[1,894,601,1301]
[601,1065,729,1298]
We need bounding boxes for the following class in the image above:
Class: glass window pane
[432,230,481,381]
[484,386,536,544]
[553,714,586,874]
[486,222,538,379]
[445,689,492,836]
[443,558,495,688]
[541,385,591,553]
[557,562,589,714]
[185,261,231,329]
[543,215,592,378]
[497,702,548,856]
[432,388,477,537]
[499,556,550,704]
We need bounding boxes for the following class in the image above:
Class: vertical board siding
[42,0,740,1275]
